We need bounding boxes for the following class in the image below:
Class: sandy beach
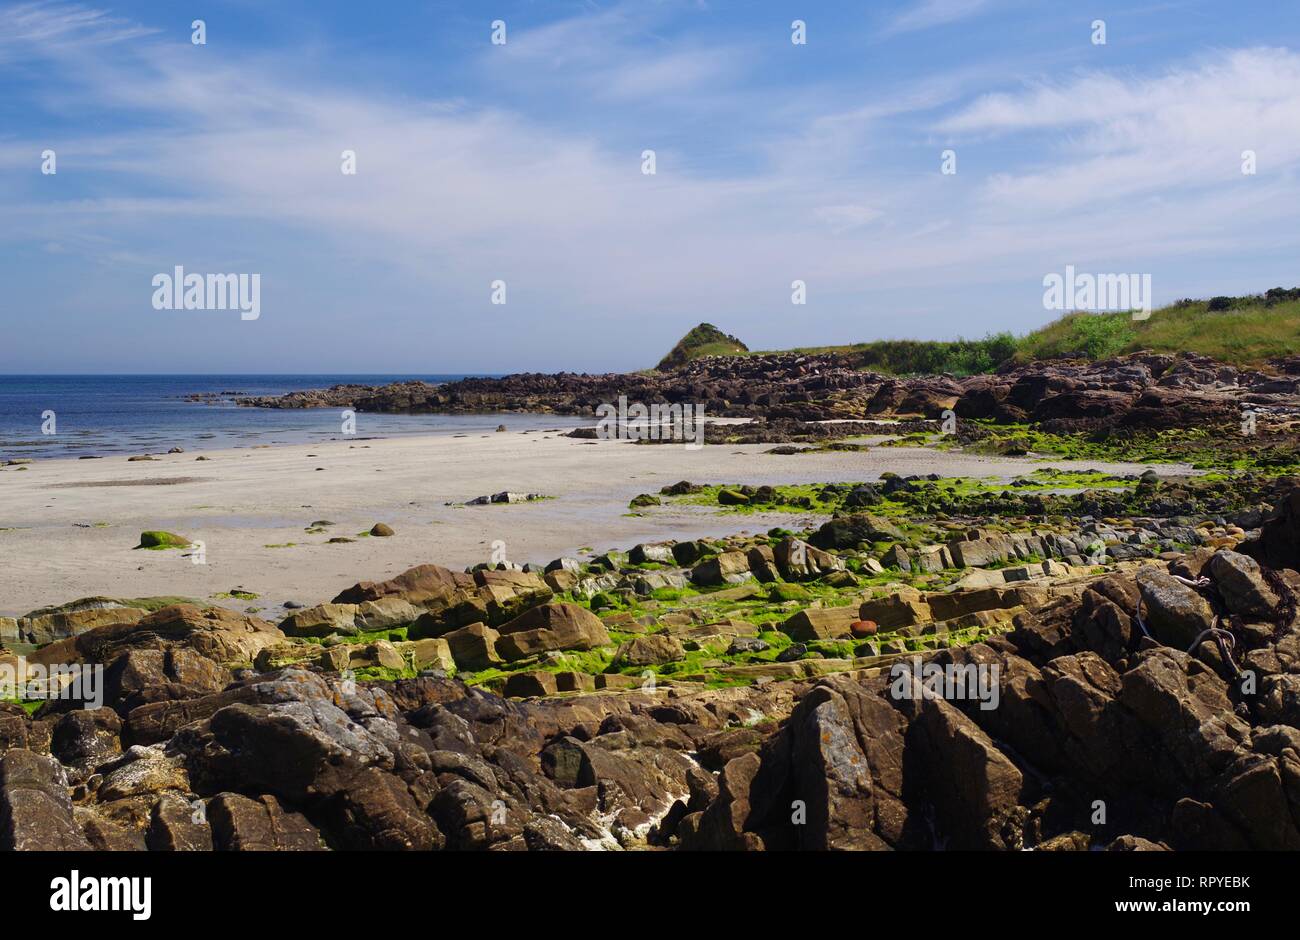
[0,429,1189,617]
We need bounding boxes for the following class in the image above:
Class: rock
[75,604,284,668]
[858,589,932,630]
[690,551,752,586]
[504,671,558,698]
[908,693,1026,850]
[809,513,903,550]
[354,597,420,631]
[369,523,395,537]
[51,708,121,770]
[147,794,213,851]
[682,752,765,850]
[17,598,148,645]
[850,620,877,638]
[773,538,845,580]
[168,670,395,803]
[207,793,324,851]
[135,530,191,549]
[279,603,360,638]
[1240,485,1300,572]
[614,635,686,667]
[523,817,586,850]
[554,671,596,693]
[1207,550,1280,619]
[407,569,553,637]
[0,749,91,850]
[1136,569,1216,647]
[323,766,444,850]
[76,807,146,851]
[332,563,469,606]
[727,637,769,655]
[629,543,676,565]
[96,746,189,801]
[443,622,503,671]
[781,607,859,641]
[776,643,808,663]
[543,569,578,593]
[494,604,611,661]
[398,638,455,672]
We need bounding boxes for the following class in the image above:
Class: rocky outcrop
[230,350,1300,435]
[494,604,611,661]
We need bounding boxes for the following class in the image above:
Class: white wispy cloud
[940,49,1300,213]
[884,0,995,35]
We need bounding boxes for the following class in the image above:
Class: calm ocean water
[0,375,585,459]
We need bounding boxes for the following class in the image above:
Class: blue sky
[2,0,1298,373]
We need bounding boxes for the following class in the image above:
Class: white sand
[0,430,1190,617]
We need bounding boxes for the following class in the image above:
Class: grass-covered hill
[735,288,1300,376]
[655,323,750,370]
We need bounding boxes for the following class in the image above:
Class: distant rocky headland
[230,349,1300,439]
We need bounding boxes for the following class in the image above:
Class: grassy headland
[661,288,1300,374]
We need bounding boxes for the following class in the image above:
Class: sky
[1,0,1298,374]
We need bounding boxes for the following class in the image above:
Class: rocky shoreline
[5,348,1299,851]
[4,456,1300,851]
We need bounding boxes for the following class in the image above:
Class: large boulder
[207,793,324,851]
[773,538,844,581]
[355,597,421,632]
[279,603,359,638]
[1136,569,1216,647]
[859,588,932,630]
[75,605,284,667]
[1207,550,1280,620]
[809,513,903,550]
[690,552,752,586]
[18,600,145,646]
[332,563,469,606]
[1240,485,1300,572]
[408,569,553,637]
[781,607,859,642]
[442,622,503,671]
[613,635,686,667]
[0,749,91,850]
[493,604,611,661]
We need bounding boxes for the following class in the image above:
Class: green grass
[1017,295,1300,364]
[712,289,1300,373]
[753,333,1021,376]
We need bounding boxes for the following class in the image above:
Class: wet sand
[0,430,1190,617]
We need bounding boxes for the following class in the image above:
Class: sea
[0,375,586,459]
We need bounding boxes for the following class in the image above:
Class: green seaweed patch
[119,595,200,611]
